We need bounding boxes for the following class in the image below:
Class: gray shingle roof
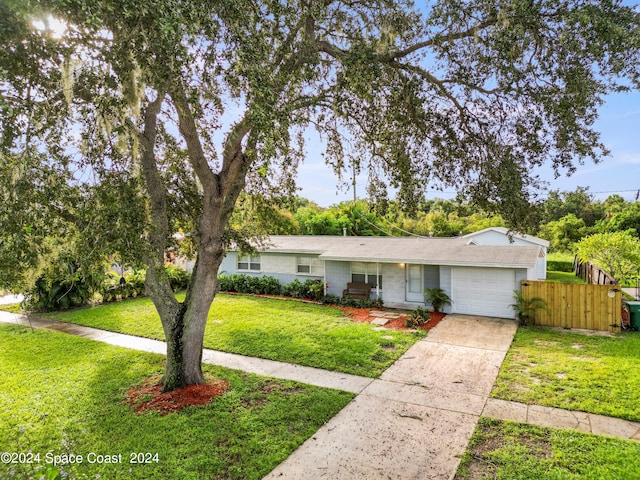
[462,227,550,248]
[253,236,540,268]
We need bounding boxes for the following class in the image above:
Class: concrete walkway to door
[263,314,517,480]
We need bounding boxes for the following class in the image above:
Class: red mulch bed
[339,307,446,331]
[126,375,229,416]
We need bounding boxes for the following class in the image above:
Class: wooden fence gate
[520,280,622,333]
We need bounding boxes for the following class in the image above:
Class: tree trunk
[154,242,225,392]
[138,85,251,392]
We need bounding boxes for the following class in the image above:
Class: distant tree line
[226,187,640,254]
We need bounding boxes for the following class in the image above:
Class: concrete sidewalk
[2,310,639,479]
[484,398,640,441]
[263,315,517,479]
[0,311,372,394]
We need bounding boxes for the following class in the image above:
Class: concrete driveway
[263,314,518,480]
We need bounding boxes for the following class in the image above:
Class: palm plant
[511,290,549,326]
[423,288,452,312]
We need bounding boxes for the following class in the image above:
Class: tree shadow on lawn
[71,342,352,479]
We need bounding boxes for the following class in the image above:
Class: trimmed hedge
[320,294,384,309]
[282,279,324,300]
[547,260,574,273]
[216,273,381,307]
[218,274,282,295]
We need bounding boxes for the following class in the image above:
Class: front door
[406,264,423,303]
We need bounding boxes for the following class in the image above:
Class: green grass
[546,271,585,283]
[492,326,640,421]
[41,294,425,377]
[547,252,575,263]
[456,418,640,480]
[0,324,353,480]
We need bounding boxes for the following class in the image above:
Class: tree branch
[137,88,181,316]
[382,17,498,61]
[169,83,218,194]
[137,88,169,261]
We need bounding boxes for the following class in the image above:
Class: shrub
[406,307,430,328]
[282,279,324,300]
[24,273,94,311]
[306,280,324,301]
[23,256,103,311]
[256,276,281,295]
[547,260,574,272]
[165,264,191,291]
[423,287,452,312]
[100,269,146,302]
[511,290,549,326]
[217,273,235,292]
[217,273,281,295]
[283,279,305,298]
[321,295,384,309]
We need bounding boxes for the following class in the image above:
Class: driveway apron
[263,314,517,480]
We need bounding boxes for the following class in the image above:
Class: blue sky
[295,87,640,207]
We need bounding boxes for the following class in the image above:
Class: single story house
[219,233,545,319]
[462,227,549,280]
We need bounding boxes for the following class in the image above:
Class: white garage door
[451,267,516,318]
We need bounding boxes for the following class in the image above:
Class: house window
[237,254,260,272]
[296,256,323,275]
[297,257,311,274]
[351,262,382,289]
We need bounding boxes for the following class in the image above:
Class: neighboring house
[220,234,543,319]
[462,227,549,280]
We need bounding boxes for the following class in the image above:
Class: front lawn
[456,418,640,479]
[42,294,425,377]
[546,271,585,283]
[492,326,640,421]
[0,324,353,480]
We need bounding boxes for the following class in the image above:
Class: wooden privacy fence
[573,257,617,285]
[520,280,622,333]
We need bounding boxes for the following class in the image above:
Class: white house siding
[219,252,323,286]
[438,266,453,312]
[466,230,547,280]
[219,251,238,275]
[261,253,296,275]
[379,263,405,304]
[325,261,351,297]
[536,254,546,280]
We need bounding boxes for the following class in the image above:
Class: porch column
[376,263,380,298]
[323,260,327,296]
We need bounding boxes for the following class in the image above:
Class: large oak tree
[2,0,639,390]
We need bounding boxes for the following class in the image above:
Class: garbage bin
[624,301,640,331]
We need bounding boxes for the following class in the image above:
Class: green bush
[321,294,384,309]
[406,307,430,328]
[165,264,191,291]
[26,263,192,310]
[23,256,104,311]
[547,260,574,272]
[100,269,146,302]
[217,274,281,295]
[307,280,324,301]
[282,279,324,300]
[217,273,235,292]
[282,279,305,297]
[24,273,94,311]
